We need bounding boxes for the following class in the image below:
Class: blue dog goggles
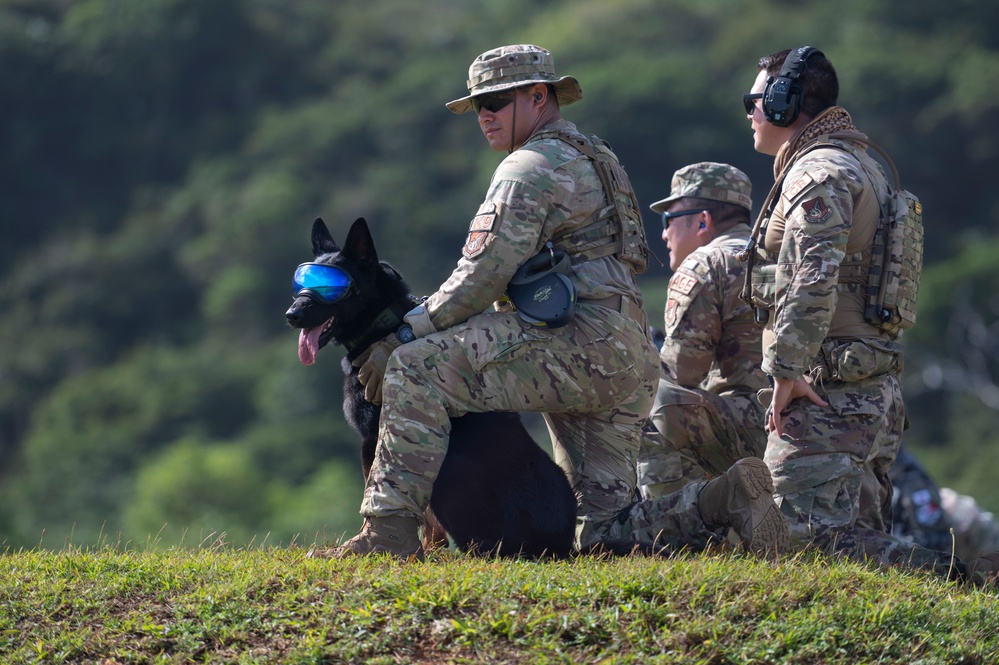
[292,263,354,303]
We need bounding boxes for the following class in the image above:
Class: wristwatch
[396,324,416,344]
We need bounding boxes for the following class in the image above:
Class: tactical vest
[843,134,923,335]
[740,134,922,339]
[538,130,649,274]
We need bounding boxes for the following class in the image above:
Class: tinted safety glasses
[743,93,764,115]
[661,208,709,230]
[471,90,517,114]
[293,263,353,303]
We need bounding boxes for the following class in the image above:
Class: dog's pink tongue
[298,326,323,365]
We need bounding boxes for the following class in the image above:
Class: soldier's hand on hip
[768,376,828,436]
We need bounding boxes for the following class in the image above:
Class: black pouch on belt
[506,245,576,328]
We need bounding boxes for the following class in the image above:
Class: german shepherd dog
[285,217,579,558]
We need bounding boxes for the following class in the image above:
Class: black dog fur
[285,217,579,558]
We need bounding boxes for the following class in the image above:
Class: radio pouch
[506,245,576,328]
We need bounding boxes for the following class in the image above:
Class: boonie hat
[650,162,753,213]
[446,44,582,114]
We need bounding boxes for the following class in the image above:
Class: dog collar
[341,295,422,359]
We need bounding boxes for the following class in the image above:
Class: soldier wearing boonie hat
[445,44,582,114]
[336,46,787,560]
[444,44,584,154]
[637,162,770,508]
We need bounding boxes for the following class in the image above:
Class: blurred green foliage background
[2,0,999,548]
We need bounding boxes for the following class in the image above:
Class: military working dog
[285,217,579,558]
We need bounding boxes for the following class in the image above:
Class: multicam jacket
[420,119,646,332]
[750,108,898,380]
[662,224,767,397]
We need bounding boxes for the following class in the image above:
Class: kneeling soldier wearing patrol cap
[637,163,769,501]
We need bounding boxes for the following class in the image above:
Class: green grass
[1,544,996,664]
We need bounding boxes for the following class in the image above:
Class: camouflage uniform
[353,46,785,556]
[638,163,768,499]
[361,45,665,549]
[748,106,961,576]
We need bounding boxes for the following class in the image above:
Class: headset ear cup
[762,76,803,127]
[762,46,819,127]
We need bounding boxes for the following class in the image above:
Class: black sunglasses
[661,208,709,229]
[743,93,764,115]
[472,90,517,114]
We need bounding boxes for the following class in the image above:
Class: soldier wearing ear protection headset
[330,44,789,560]
[743,47,999,587]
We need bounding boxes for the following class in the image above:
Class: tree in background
[1,0,998,548]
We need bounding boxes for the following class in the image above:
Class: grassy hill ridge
[1,545,996,664]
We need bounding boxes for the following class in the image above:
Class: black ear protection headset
[762,46,822,127]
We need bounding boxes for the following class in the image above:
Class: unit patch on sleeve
[664,298,680,328]
[463,202,499,259]
[463,232,488,258]
[801,196,831,224]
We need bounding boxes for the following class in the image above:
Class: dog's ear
[311,217,339,257]
[343,217,379,267]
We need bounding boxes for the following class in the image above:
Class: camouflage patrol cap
[649,162,753,213]
[446,44,582,114]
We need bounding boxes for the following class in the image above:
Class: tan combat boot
[310,515,424,560]
[964,551,999,588]
[697,457,790,556]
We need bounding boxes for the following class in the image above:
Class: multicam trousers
[766,372,966,576]
[639,379,766,499]
[360,302,665,548]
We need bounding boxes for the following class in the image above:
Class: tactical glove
[351,335,402,405]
